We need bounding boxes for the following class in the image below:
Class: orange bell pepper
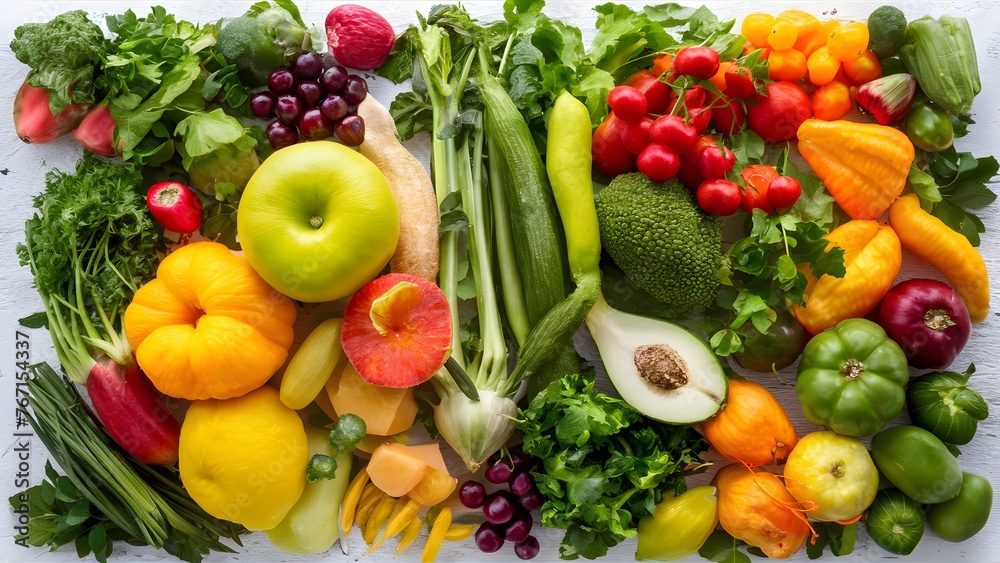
[889,193,990,323]
[793,220,902,334]
[796,119,914,220]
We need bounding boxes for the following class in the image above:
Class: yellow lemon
[179,385,308,530]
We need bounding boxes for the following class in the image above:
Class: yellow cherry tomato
[768,49,807,82]
[767,20,799,51]
[807,45,841,86]
[828,21,870,62]
[742,13,775,48]
[843,49,882,83]
[811,81,854,121]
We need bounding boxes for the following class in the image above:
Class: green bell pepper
[903,102,954,152]
[795,318,909,437]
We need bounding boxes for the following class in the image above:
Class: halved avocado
[586,295,727,423]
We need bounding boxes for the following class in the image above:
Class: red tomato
[608,85,648,122]
[740,164,779,213]
[697,179,743,216]
[637,144,681,182]
[674,46,721,79]
[593,112,637,177]
[625,70,672,115]
[746,81,812,143]
[767,176,803,209]
[711,97,747,135]
[649,115,697,154]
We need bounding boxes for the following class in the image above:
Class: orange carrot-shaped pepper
[797,119,914,220]
[793,220,902,334]
[889,193,990,322]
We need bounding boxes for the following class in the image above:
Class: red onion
[877,279,971,369]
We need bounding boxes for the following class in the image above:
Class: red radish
[673,46,721,79]
[13,80,90,144]
[696,145,735,179]
[767,176,803,210]
[697,179,742,216]
[688,106,713,134]
[326,5,396,70]
[637,144,680,182]
[87,356,181,466]
[649,115,697,154]
[620,118,652,155]
[877,279,971,369]
[666,85,708,116]
[607,85,647,122]
[72,105,118,156]
[341,273,453,388]
[147,181,203,234]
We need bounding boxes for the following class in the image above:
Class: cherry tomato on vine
[649,114,697,154]
[620,118,653,155]
[711,97,747,135]
[607,85,647,121]
[637,144,681,182]
[697,179,743,216]
[767,176,803,210]
[696,145,736,179]
[625,70,672,115]
[673,46,721,79]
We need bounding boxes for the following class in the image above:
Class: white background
[1,1,998,562]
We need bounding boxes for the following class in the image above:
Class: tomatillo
[796,318,909,437]
[903,102,954,152]
[927,472,993,542]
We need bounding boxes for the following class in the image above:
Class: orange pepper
[889,194,990,323]
[793,220,902,334]
[796,119,914,220]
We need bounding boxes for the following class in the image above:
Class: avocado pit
[634,344,688,391]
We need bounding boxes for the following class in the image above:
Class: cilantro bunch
[517,373,708,560]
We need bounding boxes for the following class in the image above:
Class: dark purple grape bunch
[459,451,542,560]
[251,51,369,150]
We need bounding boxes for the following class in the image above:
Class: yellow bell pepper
[124,241,297,400]
[797,119,914,220]
[793,220,902,334]
[889,193,989,322]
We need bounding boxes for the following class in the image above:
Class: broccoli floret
[595,173,722,313]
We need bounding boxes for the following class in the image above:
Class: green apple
[237,141,399,302]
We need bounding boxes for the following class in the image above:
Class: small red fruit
[689,106,712,135]
[607,85,647,122]
[697,179,742,216]
[326,5,396,70]
[746,81,812,143]
[696,145,736,179]
[593,112,638,177]
[673,46,721,79]
[146,181,203,234]
[620,118,652,155]
[14,81,90,144]
[637,144,681,183]
[724,65,758,99]
[341,273,453,388]
[767,176,803,210]
[649,115,697,154]
[625,70,671,114]
[711,98,746,136]
[740,164,779,213]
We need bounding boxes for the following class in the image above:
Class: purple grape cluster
[250,51,370,150]
[459,452,542,560]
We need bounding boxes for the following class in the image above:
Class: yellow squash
[889,193,990,322]
[124,241,297,400]
[793,220,901,334]
[797,119,914,220]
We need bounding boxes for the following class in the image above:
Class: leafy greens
[517,373,708,559]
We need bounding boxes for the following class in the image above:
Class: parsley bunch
[517,373,708,560]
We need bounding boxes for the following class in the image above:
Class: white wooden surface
[1,1,998,562]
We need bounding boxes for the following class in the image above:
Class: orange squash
[325,362,418,436]
[713,464,811,559]
[701,379,798,466]
[124,242,297,400]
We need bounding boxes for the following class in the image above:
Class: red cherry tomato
[740,164,779,213]
[689,106,712,134]
[697,179,743,216]
[592,112,637,177]
[674,46,721,79]
[620,117,653,155]
[649,115,697,154]
[637,144,681,182]
[767,175,803,209]
[711,97,747,135]
[625,70,671,115]
[607,85,648,122]
[724,65,758,99]
[696,145,736,179]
